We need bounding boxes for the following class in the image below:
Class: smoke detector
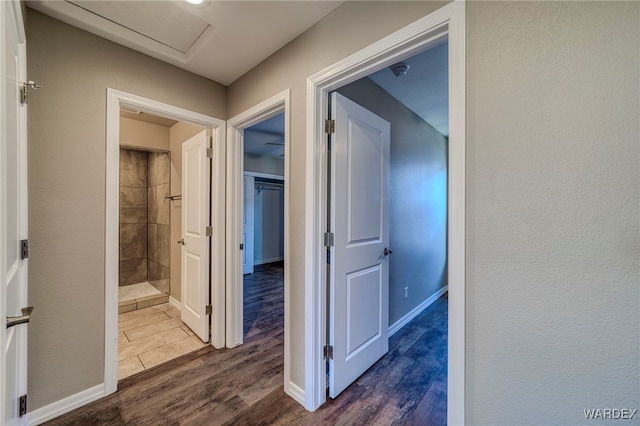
[390,62,409,77]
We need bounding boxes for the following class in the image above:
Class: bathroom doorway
[117,110,209,379]
[104,89,227,394]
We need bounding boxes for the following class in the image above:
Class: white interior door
[242,175,255,275]
[181,130,211,343]
[329,92,390,398]
[1,1,29,423]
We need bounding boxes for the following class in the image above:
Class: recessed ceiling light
[185,0,204,4]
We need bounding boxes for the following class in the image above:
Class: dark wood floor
[45,263,447,425]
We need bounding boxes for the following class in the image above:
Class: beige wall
[465,2,639,423]
[26,9,226,410]
[227,0,448,391]
[168,122,206,302]
[120,117,170,151]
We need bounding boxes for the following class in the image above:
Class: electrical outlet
[404,287,408,299]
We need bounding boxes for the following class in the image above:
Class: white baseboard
[168,295,181,311]
[284,381,305,407]
[388,285,448,337]
[27,384,105,425]
[254,256,284,266]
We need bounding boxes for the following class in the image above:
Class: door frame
[225,89,291,387]
[1,0,28,422]
[104,89,226,395]
[304,2,465,422]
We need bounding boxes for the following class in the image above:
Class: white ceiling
[27,0,344,86]
[369,40,448,137]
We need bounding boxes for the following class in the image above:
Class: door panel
[2,1,28,424]
[329,92,390,398]
[181,130,210,343]
[345,265,383,358]
[346,120,384,245]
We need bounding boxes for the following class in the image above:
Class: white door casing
[181,129,211,343]
[242,175,255,275]
[1,0,29,423]
[329,92,390,398]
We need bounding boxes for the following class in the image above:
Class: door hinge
[323,232,334,247]
[206,147,213,158]
[323,345,333,360]
[205,304,212,315]
[205,226,212,237]
[19,394,27,417]
[325,119,335,134]
[20,239,29,259]
[20,81,42,105]
[240,243,244,250]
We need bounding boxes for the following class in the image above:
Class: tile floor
[118,302,206,380]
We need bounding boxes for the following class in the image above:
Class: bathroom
[116,108,209,379]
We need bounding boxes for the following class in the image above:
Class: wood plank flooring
[44,262,447,425]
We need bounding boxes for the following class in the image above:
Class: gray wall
[26,9,226,410]
[337,78,448,326]
[465,2,639,424]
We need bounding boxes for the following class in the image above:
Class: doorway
[104,89,226,395]
[304,3,465,420]
[242,113,286,341]
[117,110,212,380]
[326,38,450,399]
[225,89,292,392]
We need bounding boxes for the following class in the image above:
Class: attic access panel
[68,0,210,53]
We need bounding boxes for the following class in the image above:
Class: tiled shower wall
[119,149,148,286]
[119,149,171,292]
[147,152,171,294]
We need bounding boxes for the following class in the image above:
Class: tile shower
[119,148,171,312]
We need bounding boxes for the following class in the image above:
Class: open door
[2,1,30,423]
[329,92,390,398]
[181,130,211,343]
[242,175,255,275]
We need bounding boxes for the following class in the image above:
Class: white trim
[304,3,465,421]
[27,384,105,426]
[225,89,293,396]
[168,295,181,311]
[244,171,284,181]
[105,89,226,398]
[388,286,449,337]
[286,382,306,407]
